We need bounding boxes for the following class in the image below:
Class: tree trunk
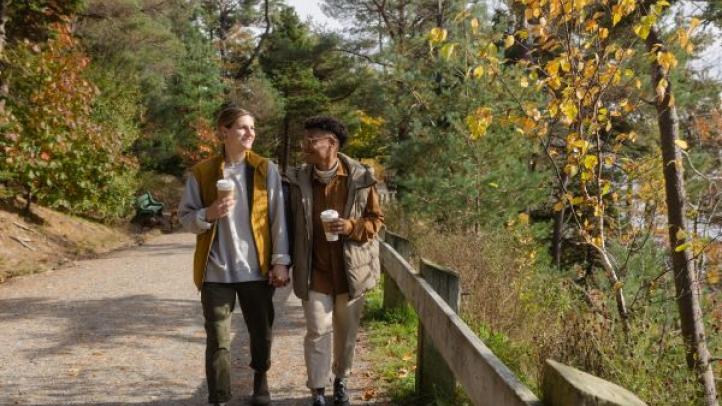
[235,0,270,80]
[647,27,718,406]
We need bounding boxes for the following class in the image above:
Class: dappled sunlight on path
[0,233,379,405]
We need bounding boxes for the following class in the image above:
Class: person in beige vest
[286,116,384,406]
[178,104,290,406]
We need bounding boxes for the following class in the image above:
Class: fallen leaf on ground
[362,387,376,401]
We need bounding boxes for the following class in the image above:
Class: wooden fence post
[416,258,460,400]
[382,231,410,311]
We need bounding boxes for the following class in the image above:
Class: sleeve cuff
[271,254,291,266]
[195,208,213,230]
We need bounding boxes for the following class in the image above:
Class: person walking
[286,116,384,406]
[179,104,290,406]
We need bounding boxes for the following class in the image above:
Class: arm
[266,163,291,266]
[266,163,291,287]
[347,185,385,243]
[178,175,213,235]
[178,175,235,234]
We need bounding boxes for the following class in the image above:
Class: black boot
[251,371,271,405]
[312,388,326,406]
[333,377,350,406]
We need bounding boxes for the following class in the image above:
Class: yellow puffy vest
[190,150,271,290]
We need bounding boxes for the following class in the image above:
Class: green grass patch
[362,278,472,405]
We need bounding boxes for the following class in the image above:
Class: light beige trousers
[302,290,365,389]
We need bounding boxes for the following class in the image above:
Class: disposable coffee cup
[216,179,235,200]
[320,209,339,241]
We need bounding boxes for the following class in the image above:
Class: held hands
[268,264,290,287]
[329,218,353,236]
[205,197,235,221]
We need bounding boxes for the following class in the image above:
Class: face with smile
[220,114,255,153]
[301,129,338,168]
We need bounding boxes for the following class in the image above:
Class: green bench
[135,191,164,217]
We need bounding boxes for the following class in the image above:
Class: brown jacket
[286,153,383,300]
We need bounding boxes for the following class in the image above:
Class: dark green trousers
[201,281,275,403]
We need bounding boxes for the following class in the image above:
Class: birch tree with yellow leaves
[429,1,717,402]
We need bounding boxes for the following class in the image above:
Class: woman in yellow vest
[178,104,290,406]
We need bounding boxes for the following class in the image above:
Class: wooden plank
[417,259,460,398]
[381,242,542,406]
[381,231,410,311]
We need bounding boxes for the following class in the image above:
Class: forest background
[0,0,721,404]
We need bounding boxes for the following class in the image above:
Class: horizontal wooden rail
[380,240,542,406]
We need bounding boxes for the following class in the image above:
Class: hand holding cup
[320,210,353,240]
[206,179,236,221]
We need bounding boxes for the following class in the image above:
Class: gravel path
[0,232,377,405]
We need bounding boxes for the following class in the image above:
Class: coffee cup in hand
[320,209,340,241]
[216,179,235,200]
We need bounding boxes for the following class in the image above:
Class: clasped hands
[205,197,351,288]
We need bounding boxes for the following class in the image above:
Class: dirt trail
[0,232,376,405]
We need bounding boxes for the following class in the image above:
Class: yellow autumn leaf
[560,58,571,72]
[518,212,530,225]
[520,77,529,88]
[561,100,578,122]
[612,5,623,26]
[707,269,720,285]
[546,60,560,76]
[553,200,565,212]
[487,42,498,56]
[564,164,579,177]
[674,139,688,150]
[466,107,493,140]
[675,229,687,240]
[440,43,456,60]
[504,35,515,49]
[599,27,609,40]
[677,28,689,49]
[548,102,559,118]
[656,78,668,99]
[428,27,448,44]
[657,51,678,73]
[470,18,480,34]
[583,155,598,170]
[634,16,653,40]
[472,65,484,78]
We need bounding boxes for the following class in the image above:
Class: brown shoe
[251,371,271,405]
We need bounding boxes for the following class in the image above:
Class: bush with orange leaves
[1,21,139,220]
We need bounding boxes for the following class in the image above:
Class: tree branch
[235,0,271,80]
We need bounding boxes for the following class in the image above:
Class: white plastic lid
[320,209,339,221]
[216,179,234,191]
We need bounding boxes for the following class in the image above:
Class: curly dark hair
[303,116,348,147]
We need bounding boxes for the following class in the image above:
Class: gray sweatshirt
[178,157,290,283]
